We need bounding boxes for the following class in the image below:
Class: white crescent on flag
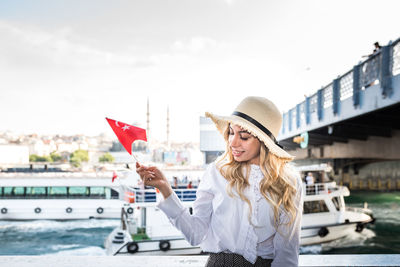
[115,121,120,127]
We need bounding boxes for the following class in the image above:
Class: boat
[0,171,137,220]
[298,164,375,245]
[104,164,375,255]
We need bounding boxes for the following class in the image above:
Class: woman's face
[228,124,261,165]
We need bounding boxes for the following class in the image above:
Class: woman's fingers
[136,164,166,185]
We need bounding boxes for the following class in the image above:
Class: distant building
[29,140,56,156]
[199,117,225,164]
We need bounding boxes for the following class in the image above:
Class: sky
[1,0,400,143]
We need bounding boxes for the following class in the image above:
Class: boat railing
[121,186,197,204]
[304,182,339,195]
[122,182,343,202]
[345,206,373,215]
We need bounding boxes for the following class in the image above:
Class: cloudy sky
[1,0,399,142]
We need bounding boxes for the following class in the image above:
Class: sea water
[0,192,399,256]
[0,219,119,255]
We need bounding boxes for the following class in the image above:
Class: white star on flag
[122,125,130,131]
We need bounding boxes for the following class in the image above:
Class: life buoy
[1,208,7,214]
[97,207,104,214]
[127,242,139,253]
[318,227,329,237]
[126,207,134,214]
[34,207,41,214]
[159,240,171,251]
[355,223,364,233]
[66,207,73,213]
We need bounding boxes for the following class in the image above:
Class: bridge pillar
[333,78,340,115]
[317,88,323,121]
[380,45,393,97]
[305,96,311,125]
[353,64,361,107]
[296,104,301,128]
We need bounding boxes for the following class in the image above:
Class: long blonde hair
[217,125,301,234]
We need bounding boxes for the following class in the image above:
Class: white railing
[120,186,197,204]
[304,182,338,196]
[1,255,399,266]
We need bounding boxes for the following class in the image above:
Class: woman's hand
[136,162,173,199]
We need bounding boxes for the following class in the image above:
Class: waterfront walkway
[0,255,399,267]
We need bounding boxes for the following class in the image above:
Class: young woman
[136,96,303,267]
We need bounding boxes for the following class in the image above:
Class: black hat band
[232,111,283,149]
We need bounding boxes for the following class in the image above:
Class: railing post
[305,97,311,125]
[281,113,286,134]
[296,104,300,128]
[288,109,293,131]
[380,45,393,97]
[333,78,340,115]
[317,88,323,121]
[353,64,361,107]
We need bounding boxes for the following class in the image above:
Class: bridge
[277,37,400,190]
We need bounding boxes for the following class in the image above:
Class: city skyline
[1,0,400,142]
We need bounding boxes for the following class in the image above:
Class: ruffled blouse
[158,162,303,266]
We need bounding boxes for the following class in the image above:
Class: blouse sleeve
[157,163,215,246]
[271,175,304,267]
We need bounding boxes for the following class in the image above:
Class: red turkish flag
[106,117,147,155]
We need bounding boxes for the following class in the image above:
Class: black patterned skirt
[205,252,273,267]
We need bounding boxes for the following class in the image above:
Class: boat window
[90,187,105,198]
[303,200,330,214]
[49,187,68,197]
[105,188,111,199]
[13,187,25,196]
[111,189,119,199]
[31,187,47,197]
[25,187,32,195]
[332,197,341,211]
[69,187,89,197]
[3,187,13,197]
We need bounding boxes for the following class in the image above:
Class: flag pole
[131,153,139,163]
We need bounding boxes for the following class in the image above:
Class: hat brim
[205,112,295,161]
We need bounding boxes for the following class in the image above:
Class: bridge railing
[280,36,400,138]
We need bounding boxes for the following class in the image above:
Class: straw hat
[205,96,294,160]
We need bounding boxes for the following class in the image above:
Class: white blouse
[158,162,303,266]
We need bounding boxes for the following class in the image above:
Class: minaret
[167,105,170,149]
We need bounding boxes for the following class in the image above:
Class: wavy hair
[217,125,301,237]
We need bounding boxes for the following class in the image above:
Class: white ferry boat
[0,171,137,220]
[104,164,375,255]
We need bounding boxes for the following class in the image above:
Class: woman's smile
[231,149,244,157]
[228,124,261,165]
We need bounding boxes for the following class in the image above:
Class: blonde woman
[136,96,303,267]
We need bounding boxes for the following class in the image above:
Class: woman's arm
[158,188,213,246]
[136,162,214,246]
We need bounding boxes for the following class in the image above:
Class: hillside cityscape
[0,130,204,172]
